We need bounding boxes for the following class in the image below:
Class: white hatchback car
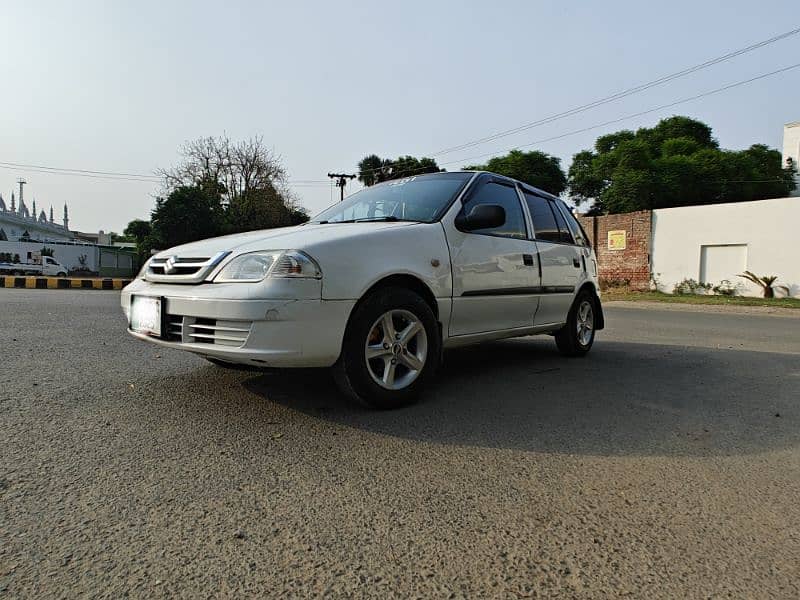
[122,171,604,408]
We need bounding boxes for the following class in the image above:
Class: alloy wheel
[364,309,428,390]
[577,300,594,346]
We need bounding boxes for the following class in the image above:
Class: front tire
[555,291,597,357]
[333,287,441,409]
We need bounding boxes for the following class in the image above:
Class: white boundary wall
[651,197,800,298]
[0,241,100,272]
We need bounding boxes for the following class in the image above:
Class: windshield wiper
[316,216,421,224]
[353,216,421,223]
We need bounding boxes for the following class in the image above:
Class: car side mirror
[456,204,506,231]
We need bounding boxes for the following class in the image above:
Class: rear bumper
[121,282,355,368]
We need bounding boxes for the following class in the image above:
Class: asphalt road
[1,290,799,598]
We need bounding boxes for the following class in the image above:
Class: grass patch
[603,289,800,309]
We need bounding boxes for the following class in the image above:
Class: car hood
[153,222,421,259]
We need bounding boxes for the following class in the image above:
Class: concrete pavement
[1,290,799,598]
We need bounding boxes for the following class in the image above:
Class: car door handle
[573,257,581,268]
[523,254,534,266]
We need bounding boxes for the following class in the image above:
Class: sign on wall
[607,229,627,251]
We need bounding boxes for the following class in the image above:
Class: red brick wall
[577,210,652,290]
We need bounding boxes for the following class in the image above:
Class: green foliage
[226,185,291,233]
[123,219,154,265]
[40,247,54,257]
[464,150,567,195]
[150,186,224,249]
[712,279,737,296]
[357,154,442,186]
[672,278,711,295]
[568,116,797,213]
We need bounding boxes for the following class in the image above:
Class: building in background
[0,191,73,242]
[783,121,800,197]
[0,184,136,277]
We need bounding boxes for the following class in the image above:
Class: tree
[227,185,291,232]
[568,116,797,213]
[159,135,286,205]
[464,150,567,195]
[357,154,442,186]
[150,185,224,248]
[123,219,151,243]
[124,218,155,263]
[158,134,309,235]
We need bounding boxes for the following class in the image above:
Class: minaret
[32,199,37,220]
[10,191,15,212]
[50,206,54,223]
[63,203,69,230]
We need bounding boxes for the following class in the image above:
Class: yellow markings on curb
[0,276,132,289]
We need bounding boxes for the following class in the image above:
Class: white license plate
[130,296,162,337]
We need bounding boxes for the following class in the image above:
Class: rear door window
[523,192,560,243]
[550,201,575,245]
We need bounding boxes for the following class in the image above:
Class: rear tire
[555,290,596,357]
[333,287,440,409]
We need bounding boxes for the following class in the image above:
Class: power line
[0,160,160,179]
[435,62,800,169]
[0,163,160,183]
[428,26,800,157]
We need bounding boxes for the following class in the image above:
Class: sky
[1,0,798,233]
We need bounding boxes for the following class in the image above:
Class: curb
[0,276,132,290]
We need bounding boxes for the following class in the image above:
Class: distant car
[122,171,604,408]
[0,255,67,277]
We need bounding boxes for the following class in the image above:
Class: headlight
[214,250,322,282]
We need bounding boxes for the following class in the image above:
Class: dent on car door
[447,180,539,336]
[522,192,582,326]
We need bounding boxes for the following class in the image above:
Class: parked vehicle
[0,255,68,277]
[122,171,604,408]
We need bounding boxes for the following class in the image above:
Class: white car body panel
[122,172,602,369]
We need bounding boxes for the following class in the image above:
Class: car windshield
[310,172,474,224]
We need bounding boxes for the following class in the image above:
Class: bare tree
[159,135,287,205]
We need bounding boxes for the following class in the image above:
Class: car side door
[446,178,539,337]
[522,192,582,326]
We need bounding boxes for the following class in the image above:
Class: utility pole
[327,173,356,202]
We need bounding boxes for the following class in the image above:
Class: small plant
[737,271,789,298]
[712,279,737,296]
[13,254,20,264]
[40,247,54,257]
[673,278,712,295]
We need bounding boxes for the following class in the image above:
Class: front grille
[146,251,231,284]
[165,314,183,341]
[163,314,252,348]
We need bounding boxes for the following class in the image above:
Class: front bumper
[121,280,355,367]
